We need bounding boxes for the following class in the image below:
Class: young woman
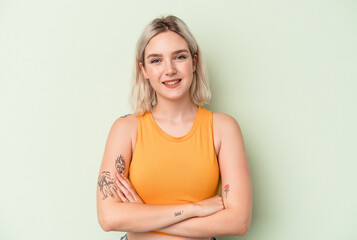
[96,16,252,240]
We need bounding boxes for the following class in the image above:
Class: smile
[162,79,181,85]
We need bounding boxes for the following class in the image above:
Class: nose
[164,59,176,76]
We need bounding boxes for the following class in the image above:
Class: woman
[97,15,252,240]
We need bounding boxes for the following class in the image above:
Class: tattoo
[98,171,118,200]
[174,210,183,217]
[224,184,230,198]
[115,155,126,175]
[120,114,130,118]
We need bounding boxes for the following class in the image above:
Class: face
[140,31,197,103]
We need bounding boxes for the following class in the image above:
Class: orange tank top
[129,106,220,209]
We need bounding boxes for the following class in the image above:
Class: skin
[97,31,252,240]
[140,31,197,106]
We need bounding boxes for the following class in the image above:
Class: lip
[162,78,181,84]
[162,78,182,88]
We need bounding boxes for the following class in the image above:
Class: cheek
[146,67,161,79]
[183,59,194,71]
[182,64,194,77]
[148,78,160,91]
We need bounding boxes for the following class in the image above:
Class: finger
[116,174,137,202]
[116,179,135,202]
[120,175,143,202]
[116,173,144,203]
[116,188,129,203]
[116,179,136,202]
[114,173,136,203]
[118,175,140,201]
[114,181,127,201]
[115,172,123,182]
[114,181,129,203]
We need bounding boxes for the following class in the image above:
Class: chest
[129,135,220,204]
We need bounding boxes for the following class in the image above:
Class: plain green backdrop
[0,0,356,239]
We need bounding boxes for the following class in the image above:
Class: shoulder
[212,112,243,148]
[105,114,139,153]
[110,114,138,138]
[212,112,246,159]
[212,112,241,134]
[113,113,138,126]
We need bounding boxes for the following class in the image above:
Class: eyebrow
[146,49,190,59]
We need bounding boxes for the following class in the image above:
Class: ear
[192,54,198,72]
[139,62,149,79]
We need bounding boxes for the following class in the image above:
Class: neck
[152,97,198,121]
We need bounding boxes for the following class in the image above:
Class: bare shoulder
[212,112,241,135]
[212,112,244,156]
[108,114,138,144]
[111,114,138,133]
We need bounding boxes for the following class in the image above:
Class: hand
[194,195,224,217]
[115,173,144,204]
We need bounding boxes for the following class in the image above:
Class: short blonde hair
[130,15,211,115]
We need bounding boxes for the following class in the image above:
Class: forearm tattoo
[174,210,183,217]
[98,171,118,200]
[224,184,230,198]
[115,155,126,175]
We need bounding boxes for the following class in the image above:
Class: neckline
[148,106,202,142]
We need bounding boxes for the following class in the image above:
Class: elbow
[97,203,135,232]
[230,222,249,236]
[100,224,111,232]
[230,216,251,236]
[98,210,124,232]
[236,223,249,236]
[229,207,252,236]
[98,214,113,232]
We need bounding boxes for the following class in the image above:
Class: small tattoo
[98,171,118,200]
[120,114,130,118]
[174,210,183,217]
[224,184,230,198]
[115,155,126,174]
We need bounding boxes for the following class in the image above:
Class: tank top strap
[197,106,213,128]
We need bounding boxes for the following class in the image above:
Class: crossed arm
[96,113,252,237]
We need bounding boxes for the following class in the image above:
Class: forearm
[98,201,196,232]
[158,208,250,237]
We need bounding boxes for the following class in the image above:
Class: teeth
[163,80,180,85]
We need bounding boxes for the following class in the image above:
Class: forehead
[145,31,189,56]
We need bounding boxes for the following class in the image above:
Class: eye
[150,58,161,64]
[175,55,187,60]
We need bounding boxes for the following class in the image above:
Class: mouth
[162,79,182,85]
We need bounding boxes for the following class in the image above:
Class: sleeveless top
[129,106,220,235]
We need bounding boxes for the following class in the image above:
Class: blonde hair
[130,15,211,115]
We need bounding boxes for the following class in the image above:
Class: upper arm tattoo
[97,155,126,200]
[224,184,230,198]
[98,171,118,200]
[115,155,126,175]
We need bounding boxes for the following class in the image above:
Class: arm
[96,115,224,232]
[157,113,252,237]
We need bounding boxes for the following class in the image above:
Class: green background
[1,0,356,239]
